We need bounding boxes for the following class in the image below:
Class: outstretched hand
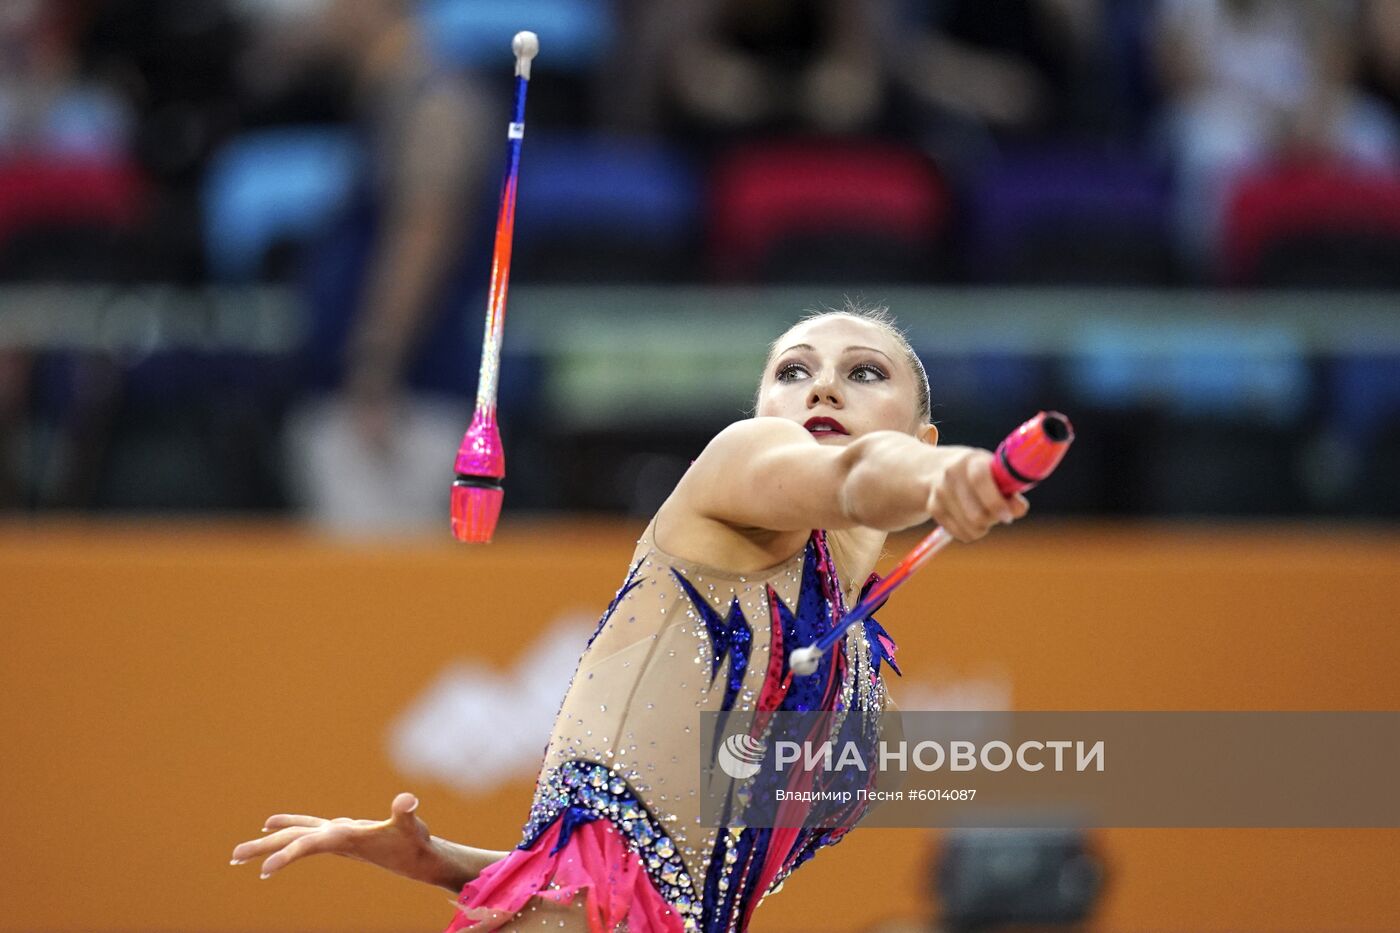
[928,447,1031,542]
[230,792,435,883]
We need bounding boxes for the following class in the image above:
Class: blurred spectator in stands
[884,0,1119,167]
[1358,0,1400,119]
[0,1,135,508]
[81,0,242,182]
[614,0,887,144]
[236,0,504,532]
[0,0,133,159]
[79,0,244,279]
[1152,0,1400,274]
[233,0,355,128]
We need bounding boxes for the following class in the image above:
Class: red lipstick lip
[804,417,848,435]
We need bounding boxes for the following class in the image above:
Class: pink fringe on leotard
[445,819,686,933]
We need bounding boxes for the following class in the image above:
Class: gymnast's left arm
[230,791,510,892]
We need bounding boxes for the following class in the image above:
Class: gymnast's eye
[776,362,809,382]
[849,364,887,383]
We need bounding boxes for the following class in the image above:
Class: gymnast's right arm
[229,791,509,892]
[675,417,1025,542]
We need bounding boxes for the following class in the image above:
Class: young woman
[230,305,1030,931]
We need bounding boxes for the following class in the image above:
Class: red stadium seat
[0,157,147,279]
[1221,160,1400,287]
[708,139,951,283]
[0,157,146,242]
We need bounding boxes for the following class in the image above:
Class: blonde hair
[757,299,933,423]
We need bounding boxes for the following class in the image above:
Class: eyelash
[775,362,887,383]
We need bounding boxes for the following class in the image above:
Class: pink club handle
[451,408,505,543]
[988,410,1075,496]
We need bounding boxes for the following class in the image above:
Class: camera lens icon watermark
[717,733,767,779]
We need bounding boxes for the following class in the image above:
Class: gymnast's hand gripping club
[788,411,1075,676]
[451,31,539,543]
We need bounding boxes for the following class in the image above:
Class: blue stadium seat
[966,148,1174,284]
[511,133,700,281]
[1065,320,1310,422]
[418,0,614,71]
[203,127,362,282]
[1327,357,1400,446]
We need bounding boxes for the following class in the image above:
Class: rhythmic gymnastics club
[789,411,1075,676]
[451,31,539,543]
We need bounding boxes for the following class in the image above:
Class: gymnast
[230,303,1030,931]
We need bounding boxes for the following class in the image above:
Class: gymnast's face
[756,316,930,445]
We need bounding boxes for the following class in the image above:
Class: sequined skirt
[444,818,686,933]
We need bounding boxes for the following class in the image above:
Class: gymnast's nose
[808,369,843,409]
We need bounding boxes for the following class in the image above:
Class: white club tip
[789,646,822,677]
[513,31,539,78]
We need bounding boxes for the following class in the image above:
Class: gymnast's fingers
[258,828,346,878]
[969,456,1016,525]
[953,466,999,537]
[230,825,319,866]
[929,481,975,543]
[940,451,998,541]
[262,813,327,832]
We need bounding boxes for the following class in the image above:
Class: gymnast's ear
[917,423,939,446]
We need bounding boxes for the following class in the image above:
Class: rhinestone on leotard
[520,760,703,929]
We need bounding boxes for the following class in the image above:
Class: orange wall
[3,520,1398,932]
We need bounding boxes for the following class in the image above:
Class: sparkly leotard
[446,518,900,933]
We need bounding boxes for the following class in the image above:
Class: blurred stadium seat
[0,158,147,281]
[514,134,700,282]
[1323,354,1400,514]
[1064,321,1313,514]
[1326,355,1400,445]
[202,128,362,282]
[418,0,615,71]
[1222,161,1400,288]
[965,148,1174,284]
[709,139,951,282]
